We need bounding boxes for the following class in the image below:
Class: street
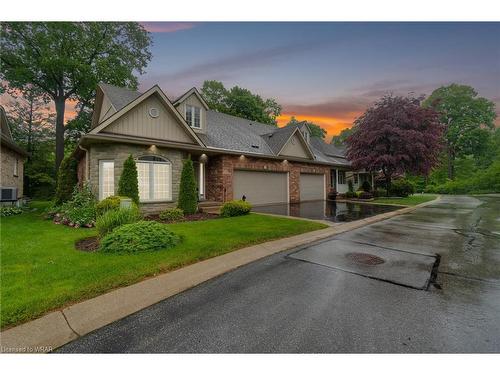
[59,195,500,353]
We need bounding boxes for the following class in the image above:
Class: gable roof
[0,106,29,156]
[99,83,143,112]
[172,87,209,110]
[91,85,205,147]
[86,83,350,167]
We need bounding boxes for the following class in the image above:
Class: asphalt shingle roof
[96,84,350,166]
[260,124,298,155]
[99,83,143,112]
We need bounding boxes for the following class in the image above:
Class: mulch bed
[75,236,100,252]
[145,212,220,223]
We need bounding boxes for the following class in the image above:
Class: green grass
[373,194,438,206]
[0,202,326,328]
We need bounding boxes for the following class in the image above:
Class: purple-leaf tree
[346,94,444,194]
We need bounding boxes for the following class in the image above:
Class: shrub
[100,221,181,254]
[0,206,23,217]
[358,191,374,199]
[389,179,415,197]
[177,158,198,215]
[96,206,142,237]
[54,155,78,205]
[118,155,139,205]
[344,191,356,199]
[372,188,387,198]
[159,208,184,222]
[361,180,372,192]
[220,200,252,217]
[348,180,354,193]
[428,159,500,194]
[96,196,122,216]
[58,183,97,227]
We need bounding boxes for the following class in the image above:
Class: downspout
[78,145,90,183]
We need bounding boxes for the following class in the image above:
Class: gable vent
[149,108,159,118]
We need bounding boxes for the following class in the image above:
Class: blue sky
[139,22,500,136]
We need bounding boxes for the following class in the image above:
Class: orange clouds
[277,113,358,137]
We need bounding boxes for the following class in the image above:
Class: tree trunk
[383,170,391,197]
[54,96,66,172]
[447,147,455,180]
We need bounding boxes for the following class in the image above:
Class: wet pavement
[58,195,500,353]
[253,200,403,222]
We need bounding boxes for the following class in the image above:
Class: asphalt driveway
[58,195,500,353]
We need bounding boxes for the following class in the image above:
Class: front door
[331,169,337,190]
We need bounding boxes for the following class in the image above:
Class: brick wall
[1,146,24,198]
[205,154,331,203]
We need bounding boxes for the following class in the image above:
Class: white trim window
[185,105,201,129]
[338,170,346,185]
[99,160,115,200]
[13,158,18,176]
[136,156,172,201]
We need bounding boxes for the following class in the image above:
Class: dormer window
[186,105,201,129]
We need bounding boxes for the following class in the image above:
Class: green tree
[200,80,281,125]
[199,80,228,112]
[54,155,77,205]
[331,127,355,146]
[423,84,497,179]
[6,87,56,197]
[177,158,198,215]
[285,116,327,138]
[1,22,152,172]
[118,155,139,205]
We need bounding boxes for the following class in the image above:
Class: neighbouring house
[75,83,371,212]
[0,106,28,205]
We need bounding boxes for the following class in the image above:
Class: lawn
[373,194,438,206]
[0,202,326,329]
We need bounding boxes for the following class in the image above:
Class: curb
[0,196,440,353]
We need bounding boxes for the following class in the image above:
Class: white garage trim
[233,169,289,206]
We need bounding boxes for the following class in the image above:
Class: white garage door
[300,173,325,201]
[233,170,288,205]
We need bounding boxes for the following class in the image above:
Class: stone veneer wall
[1,146,24,198]
[205,154,331,203]
[86,143,186,212]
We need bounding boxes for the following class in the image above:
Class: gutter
[78,145,90,182]
[81,133,352,169]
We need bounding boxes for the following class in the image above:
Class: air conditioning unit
[0,187,17,201]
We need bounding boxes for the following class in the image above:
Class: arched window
[136,155,172,201]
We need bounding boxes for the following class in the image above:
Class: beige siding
[103,94,196,144]
[280,133,311,159]
[1,146,24,198]
[175,93,206,134]
[99,95,116,123]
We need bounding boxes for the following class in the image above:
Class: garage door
[300,173,325,201]
[233,170,288,205]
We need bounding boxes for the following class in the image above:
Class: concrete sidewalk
[0,197,439,353]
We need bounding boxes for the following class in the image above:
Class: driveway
[58,195,500,353]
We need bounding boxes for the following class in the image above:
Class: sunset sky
[2,22,499,138]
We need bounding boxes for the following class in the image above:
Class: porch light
[199,153,208,163]
[148,145,158,153]
[239,155,245,160]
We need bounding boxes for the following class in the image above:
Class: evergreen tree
[177,158,198,215]
[118,155,139,204]
[54,155,78,205]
